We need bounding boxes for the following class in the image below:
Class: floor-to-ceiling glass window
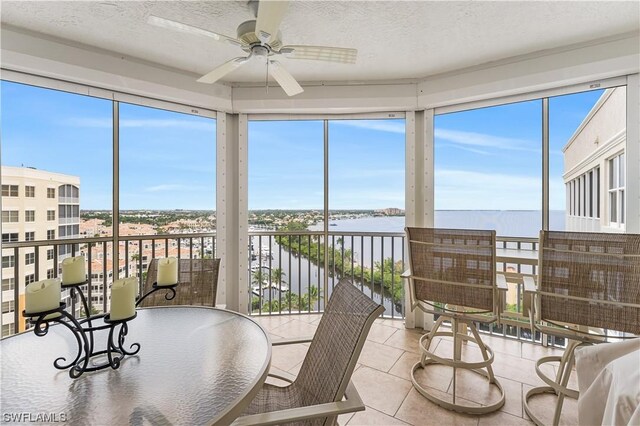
[248,120,324,314]
[118,103,216,290]
[327,119,405,316]
[1,81,112,334]
[247,118,406,316]
[434,99,542,338]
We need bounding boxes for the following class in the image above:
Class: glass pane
[620,153,625,187]
[549,86,626,231]
[434,99,542,237]
[1,80,113,335]
[118,102,216,294]
[248,120,324,315]
[610,192,617,222]
[328,118,406,316]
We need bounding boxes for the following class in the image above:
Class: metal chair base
[410,317,506,415]
[523,341,584,426]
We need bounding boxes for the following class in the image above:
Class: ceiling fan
[147,0,357,96]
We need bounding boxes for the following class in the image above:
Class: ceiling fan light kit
[148,0,357,97]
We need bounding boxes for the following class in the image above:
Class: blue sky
[1,80,604,211]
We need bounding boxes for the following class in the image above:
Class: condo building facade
[1,166,80,336]
[563,87,626,233]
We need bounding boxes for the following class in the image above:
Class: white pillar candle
[110,277,137,321]
[25,279,61,316]
[157,257,178,286]
[62,256,86,285]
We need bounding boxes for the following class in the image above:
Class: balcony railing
[248,230,406,319]
[2,231,552,344]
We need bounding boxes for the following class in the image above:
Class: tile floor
[253,314,580,426]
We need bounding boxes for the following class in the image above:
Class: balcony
[2,231,582,424]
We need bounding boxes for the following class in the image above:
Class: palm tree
[271,268,286,287]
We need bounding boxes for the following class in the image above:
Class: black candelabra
[24,280,178,378]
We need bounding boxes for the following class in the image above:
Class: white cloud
[435,129,538,152]
[145,184,207,192]
[67,118,214,131]
[332,120,405,134]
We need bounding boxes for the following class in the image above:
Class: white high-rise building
[1,166,81,336]
[563,87,627,233]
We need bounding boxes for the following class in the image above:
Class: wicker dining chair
[138,258,220,308]
[232,279,385,426]
[523,231,640,426]
[403,227,508,414]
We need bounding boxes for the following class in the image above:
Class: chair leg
[524,340,583,426]
[411,317,505,414]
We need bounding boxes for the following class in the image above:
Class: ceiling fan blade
[268,60,303,97]
[255,1,289,44]
[279,45,357,64]
[147,15,244,47]
[197,57,250,84]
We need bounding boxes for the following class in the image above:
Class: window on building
[47,230,55,240]
[2,255,15,268]
[25,231,35,241]
[2,210,19,222]
[2,233,19,243]
[609,153,625,226]
[47,269,55,279]
[2,324,13,337]
[47,249,54,260]
[47,188,55,198]
[25,274,35,285]
[2,300,15,314]
[2,278,15,292]
[25,186,35,197]
[25,210,35,222]
[25,252,35,265]
[47,210,55,221]
[2,185,18,197]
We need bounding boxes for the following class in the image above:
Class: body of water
[312,210,565,238]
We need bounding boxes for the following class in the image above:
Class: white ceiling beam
[0,26,233,112]
[417,32,640,110]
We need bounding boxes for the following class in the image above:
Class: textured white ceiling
[1,1,639,85]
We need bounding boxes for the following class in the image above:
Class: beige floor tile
[384,329,425,353]
[395,388,479,426]
[296,313,323,324]
[410,361,454,393]
[389,351,421,381]
[521,341,564,362]
[479,334,522,358]
[358,340,404,372]
[270,342,309,371]
[347,407,411,425]
[269,319,318,339]
[253,315,293,332]
[522,384,578,426]
[351,366,413,416]
[478,411,533,426]
[337,412,355,426]
[378,318,407,329]
[491,351,555,387]
[367,322,400,344]
[432,339,489,364]
[448,369,520,416]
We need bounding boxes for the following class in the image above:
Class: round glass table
[0,306,271,425]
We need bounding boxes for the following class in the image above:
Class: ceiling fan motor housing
[237,20,282,52]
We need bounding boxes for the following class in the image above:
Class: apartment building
[563,87,627,233]
[1,166,80,336]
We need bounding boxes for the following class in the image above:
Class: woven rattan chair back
[539,231,640,334]
[139,258,220,308]
[406,227,496,312]
[294,279,384,425]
